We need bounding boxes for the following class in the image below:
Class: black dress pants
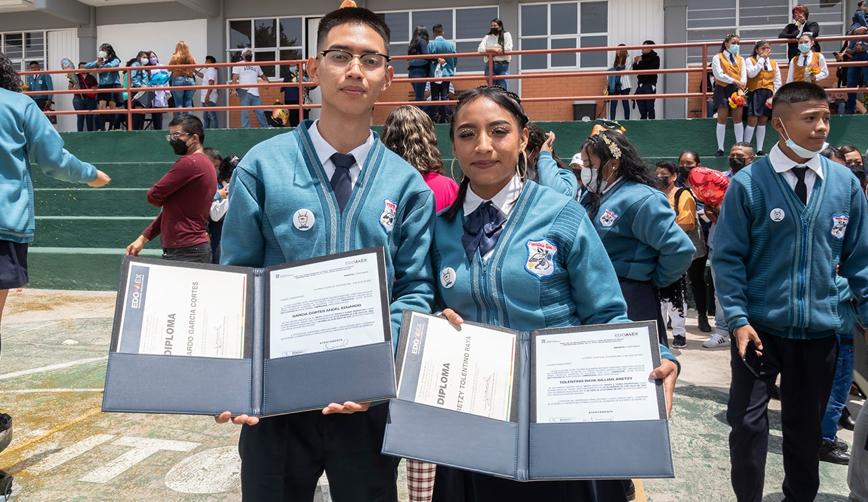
[727,330,837,502]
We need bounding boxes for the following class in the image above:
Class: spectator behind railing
[26,61,53,114]
[83,43,122,131]
[744,40,781,156]
[607,45,633,121]
[779,4,820,61]
[632,40,660,120]
[427,24,457,124]
[712,34,746,156]
[196,56,219,129]
[145,50,170,130]
[168,41,197,116]
[478,18,512,90]
[230,47,270,129]
[129,51,151,131]
[70,62,97,132]
[407,25,430,106]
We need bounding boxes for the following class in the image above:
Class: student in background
[70,62,98,132]
[196,56,219,129]
[607,45,632,120]
[743,40,781,156]
[711,34,746,157]
[779,4,820,61]
[230,47,270,129]
[84,43,122,131]
[26,61,53,113]
[786,33,828,85]
[427,24,457,124]
[168,41,197,116]
[209,155,239,264]
[407,26,431,106]
[632,40,660,120]
[478,19,512,90]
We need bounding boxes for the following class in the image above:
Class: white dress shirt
[712,50,747,84]
[769,144,825,204]
[785,51,829,84]
[463,175,524,260]
[745,57,783,92]
[308,119,375,186]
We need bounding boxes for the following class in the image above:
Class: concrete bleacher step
[25,116,868,290]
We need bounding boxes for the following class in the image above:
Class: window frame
[518,1,610,72]
[225,15,306,80]
[1,30,47,73]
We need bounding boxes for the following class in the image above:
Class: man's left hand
[322,401,370,415]
[649,359,678,417]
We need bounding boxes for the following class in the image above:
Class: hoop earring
[450,158,464,182]
[516,151,528,180]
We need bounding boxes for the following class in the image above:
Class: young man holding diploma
[215,8,435,501]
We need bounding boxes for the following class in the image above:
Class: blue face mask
[779,120,827,160]
[729,44,739,55]
[798,43,811,53]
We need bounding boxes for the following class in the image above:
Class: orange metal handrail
[19,34,868,129]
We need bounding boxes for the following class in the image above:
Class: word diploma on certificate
[396,312,519,422]
[533,323,665,424]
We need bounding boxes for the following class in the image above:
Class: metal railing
[19,34,868,130]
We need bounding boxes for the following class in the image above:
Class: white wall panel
[47,29,78,132]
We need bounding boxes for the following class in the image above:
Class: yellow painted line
[633,479,648,502]
[0,407,102,457]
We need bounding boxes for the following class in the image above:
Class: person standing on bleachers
[26,61,53,115]
[779,4,820,62]
[632,40,660,120]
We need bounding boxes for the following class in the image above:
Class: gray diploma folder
[102,248,396,417]
[382,314,674,480]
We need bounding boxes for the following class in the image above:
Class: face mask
[98,51,107,59]
[149,57,158,65]
[729,44,739,55]
[169,137,189,156]
[140,57,149,65]
[581,160,612,193]
[729,157,748,173]
[244,54,253,62]
[779,120,828,160]
[489,28,499,35]
[678,166,693,180]
[798,43,811,53]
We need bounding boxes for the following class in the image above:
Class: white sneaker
[702,333,730,348]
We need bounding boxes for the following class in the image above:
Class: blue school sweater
[84,58,121,86]
[836,276,858,337]
[433,181,679,367]
[536,151,578,198]
[712,155,868,339]
[582,179,695,288]
[220,120,436,352]
[0,88,97,243]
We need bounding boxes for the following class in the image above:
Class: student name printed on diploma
[162,282,200,356]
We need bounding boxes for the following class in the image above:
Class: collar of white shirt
[463,175,524,218]
[307,119,374,179]
[798,51,814,62]
[723,49,733,59]
[769,143,824,179]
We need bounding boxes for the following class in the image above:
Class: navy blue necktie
[763,60,769,71]
[792,166,808,205]
[330,153,354,212]
[730,54,736,65]
[802,55,808,66]
[462,202,507,261]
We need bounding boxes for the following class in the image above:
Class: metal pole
[126,69,133,131]
[701,44,708,118]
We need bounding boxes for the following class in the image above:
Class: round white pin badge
[440,267,456,289]
[293,209,315,231]
[769,208,785,222]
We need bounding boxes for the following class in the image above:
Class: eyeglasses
[166,133,190,141]
[319,50,390,73]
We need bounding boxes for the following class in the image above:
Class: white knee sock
[744,125,755,144]
[734,122,744,143]
[716,123,726,151]
[756,125,766,152]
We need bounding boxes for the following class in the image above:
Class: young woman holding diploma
[431,85,679,502]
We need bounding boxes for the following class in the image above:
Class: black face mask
[678,166,692,180]
[657,175,671,187]
[244,54,253,62]
[170,138,189,156]
[489,28,500,35]
[729,157,748,173]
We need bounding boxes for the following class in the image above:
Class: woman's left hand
[649,359,678,418]
[440,308,464,326]
[541,132,556,153]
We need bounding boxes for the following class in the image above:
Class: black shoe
[672,335,687,348]
[0,413,10,454]
[833,438,849,453]
[840,407,856,431]
[819,439,850,464]
[771,385,781,400]
[715,149,724,157]
[756,150,766,156]
[624,479,636,500]
[0,470,12,500]
[698,314,712,332]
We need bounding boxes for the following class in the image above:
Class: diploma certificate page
[398,313,516,421]
[116,262,247,358]
[534,325,661,423]
[268,251,386,358]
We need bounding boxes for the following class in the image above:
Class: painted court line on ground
[0,388,103,394]
[7,320,61,337]
[0,407,102,456]
[0,356,107,380]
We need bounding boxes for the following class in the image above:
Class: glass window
[279,49,303,78]
[4,33,22,59]
[580,36,608,68]
[412,10,452,39]
[255,19,276,48]
[802,1,843,24]
[229,20,251,49]
[280,18,302,47]
[456,7,498,40]
[580,2,608,33]
[254,51,277,78]
[551,4,577,36]
[520,38,547,71]
[456,41,480,56]
[521,4,548,37]
[551,38,577,67]
[739,0,789,26]
[384,12,410,42]
[24,32,43,59]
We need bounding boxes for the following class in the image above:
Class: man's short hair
[772,82,829,117]
[732,142,755,154]
[203,147,222,163]
[205,55,216,64]
[29,61,39,67]
[169,114,205,144]
[793,4,809,18]
[643,40,655,45]
[432,24,444,35]
[317,8,391,54]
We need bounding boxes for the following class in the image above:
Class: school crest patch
[380,199,397,232]
[525,239,557,279]
[440,267,456,289]
[831,213,849,240]
[599,209,618,228]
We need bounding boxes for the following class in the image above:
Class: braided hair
[0,52,22,92]
[581,130,656,219]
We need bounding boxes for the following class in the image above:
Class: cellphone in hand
[742,341,763,377]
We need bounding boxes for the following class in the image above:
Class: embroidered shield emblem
[831,214,849,240]
[380,199,397,232]
[599,209,618,228]
[525,239,557,278]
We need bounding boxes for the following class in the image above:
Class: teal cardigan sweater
[220,120,436,351]
[433,181,679,367]
[712,155,868,339]
[582,179,695,287]
[0,88,97,243]
[427,37,458,77]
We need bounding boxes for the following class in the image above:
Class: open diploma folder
[382,312,674,480]
[102,247,396,417]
